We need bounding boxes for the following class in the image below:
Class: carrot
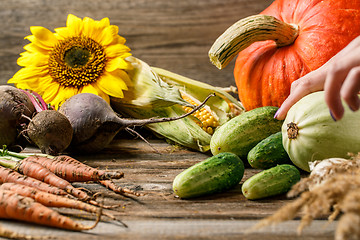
[0,165,67,196]
[23,155,124,182]
[0,189,101,231]
[0,150,140,196]
[44,156,141,196]
[100,180,142,196]
[0,182,119,221]
[14,159,92,201]
[0,159,123,210]
[25,155,140,196]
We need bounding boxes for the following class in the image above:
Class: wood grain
[8,138,334,240]
[0,0,273,88]
[0,1,337,239]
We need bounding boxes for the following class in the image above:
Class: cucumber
[241,164,300,200]
[247,132,291,169]
[210,106,283,159]
[173,152,244,199]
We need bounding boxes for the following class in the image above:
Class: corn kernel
[181,93,219,135]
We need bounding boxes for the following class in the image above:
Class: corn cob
[180,92,219,135]
[111,57,243,152]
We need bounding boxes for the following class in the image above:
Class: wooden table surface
[0,137,335,240]
[0,0,275,87]
[0,0,336,239]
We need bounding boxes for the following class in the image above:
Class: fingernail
[349,104,359,112]
[274,108,281,119]
[349,106,357,112]
[329,110,336,121]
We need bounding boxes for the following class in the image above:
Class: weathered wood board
[0,138,336,240]
[0,0,338,239]
[1,0,273,87]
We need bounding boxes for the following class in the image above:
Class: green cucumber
[241,164,300,200]
[247,132,291,169]
[210,106,283,159]
[173,152,244,199]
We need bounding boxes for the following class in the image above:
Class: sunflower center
[64,46,91,68]
[48,36,106,88]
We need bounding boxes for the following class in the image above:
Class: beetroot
[0,85,35,149]
[59,93,212,153]
[27,110,73,155]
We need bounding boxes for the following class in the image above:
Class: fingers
[324,59,360,121]
[274,69,326,120]
[274,36,360,120]
[324,63,347,120]
[340,67,360,111]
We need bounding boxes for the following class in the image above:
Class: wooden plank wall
[0,0,273,88]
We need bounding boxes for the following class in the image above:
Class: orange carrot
[0,151,139,197]
[15,160,92,201]
[100,180,141,196]
[24,155,140,196]
[25,155,124,182]
[0,189,100,231]
[0,165,67,196]
[0,183,118,221]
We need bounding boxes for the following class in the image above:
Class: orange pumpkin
[209,0,360,110]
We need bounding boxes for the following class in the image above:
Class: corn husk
[152,67,243,125]
[111,57,243,152]
[113,57,192,108]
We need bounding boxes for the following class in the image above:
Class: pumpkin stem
[287,122,299,139]
[209,15,299,69]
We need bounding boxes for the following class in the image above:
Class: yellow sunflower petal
[96,87,110,103]
[29,26,58,48]
[23,43,49,55]
[41,81,60,102]
[114,35,126,45]
[84,17,111,43]
[54,27,70,40]
[17,51,48,67]
[98,25,119,46]
[13,82,31,90]
[25,35,52,51]
[82,17,96,38]
[104,44,131,58]
[23,74,56,96]
[15,76,52,94]
[80,83,99,95]
[51,86,79,109]
[79,84,110,103]
[106,56,132,72]
[98,17,110,29]
[9,66,48,83]
[96,70,130,98]
[66,14,83,36]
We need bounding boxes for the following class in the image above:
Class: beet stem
[30,91,49,110]
[20,89,44,113]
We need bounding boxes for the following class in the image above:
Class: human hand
[274,36,360,120]
[273,63,328,120]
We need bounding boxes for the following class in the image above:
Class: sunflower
[8,14,132,109]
